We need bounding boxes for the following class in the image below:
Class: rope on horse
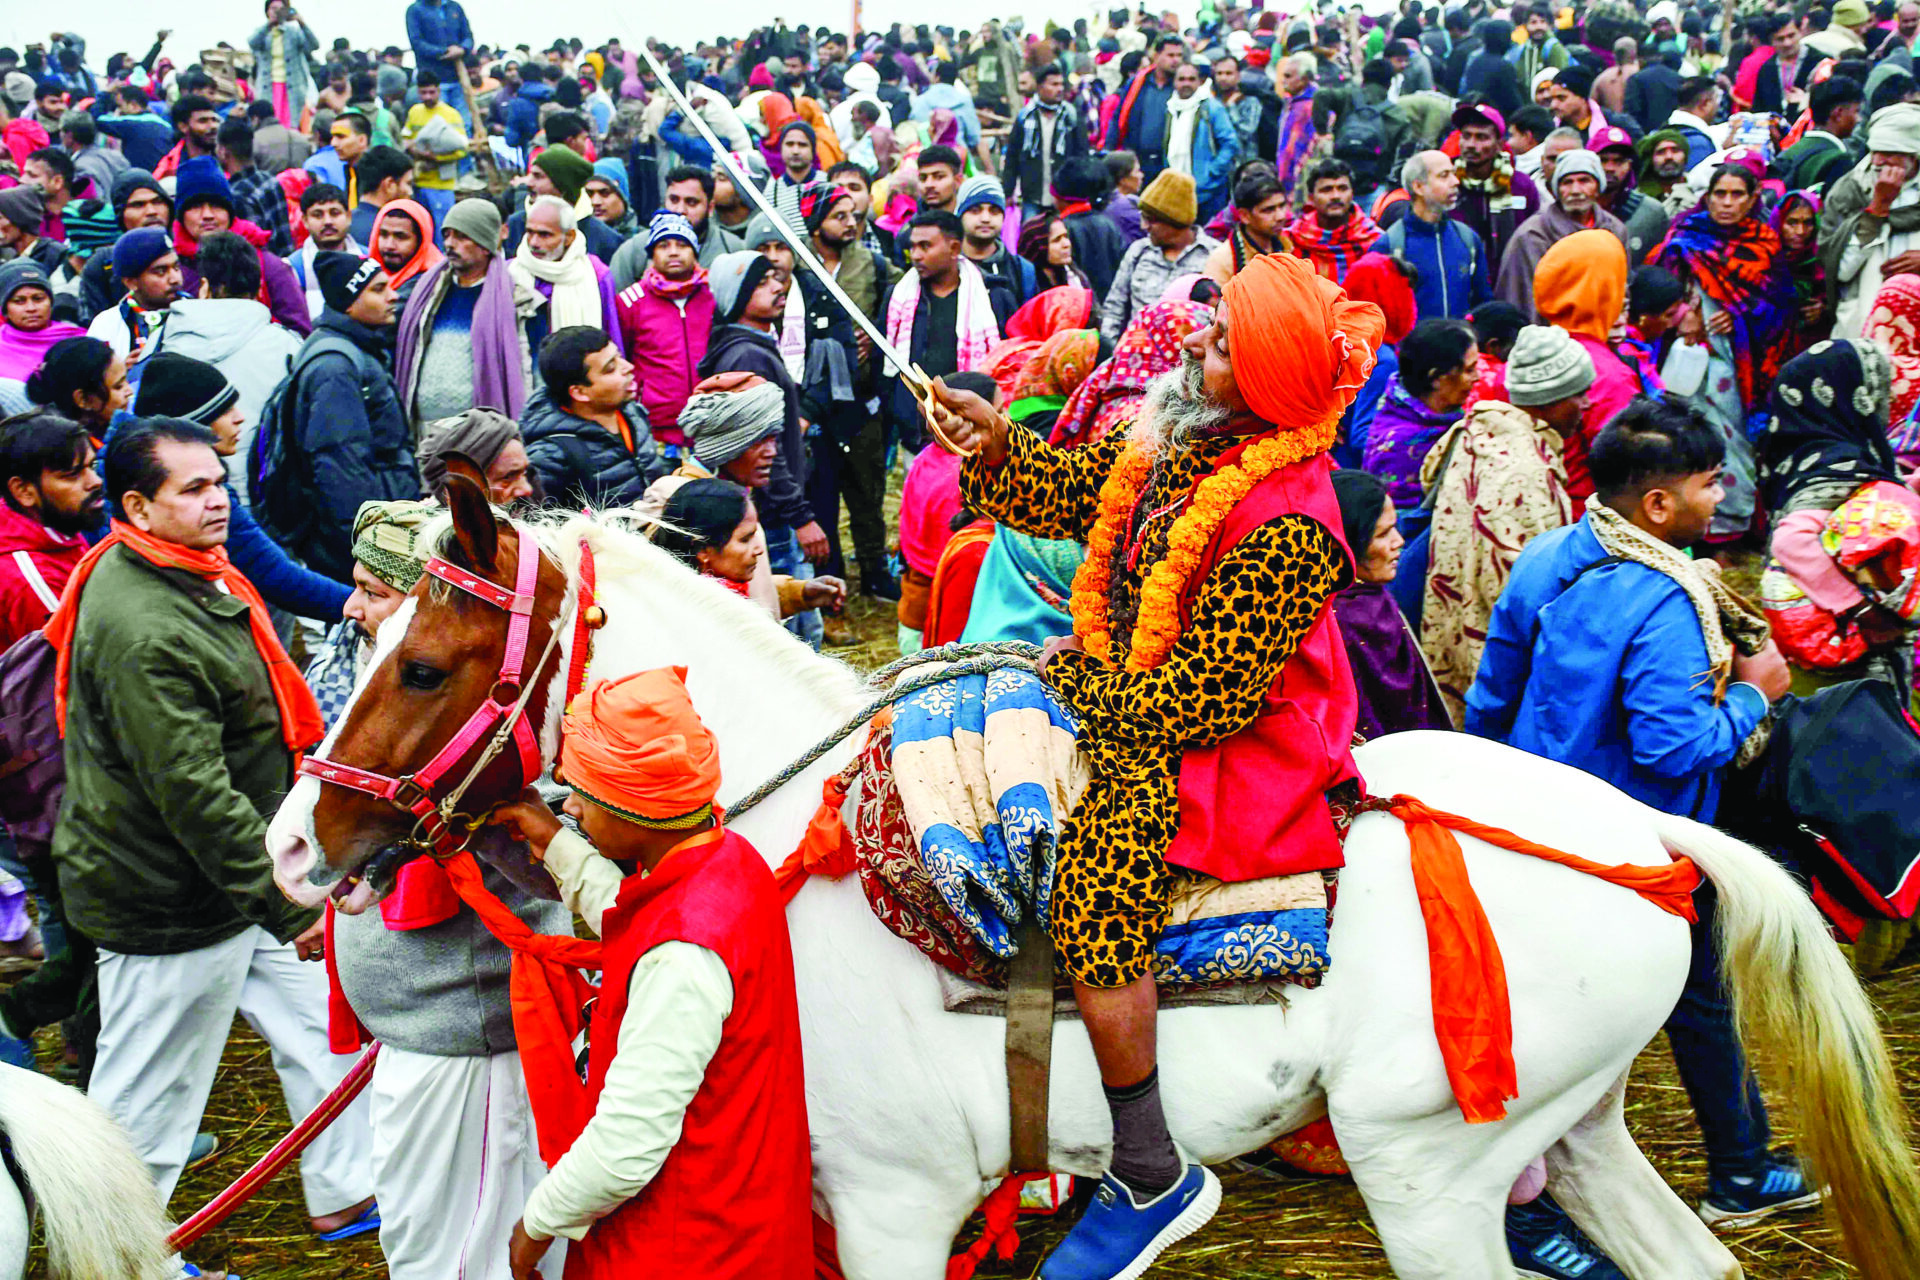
[722,641,1043,826]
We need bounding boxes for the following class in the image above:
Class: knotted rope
[722,641,1043,826]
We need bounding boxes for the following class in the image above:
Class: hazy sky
[3,0,1115,73]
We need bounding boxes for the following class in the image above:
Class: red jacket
[614,277,715,447]
[0,503,85,653]
[569,830,811,1280]
[1166,448,1361,882]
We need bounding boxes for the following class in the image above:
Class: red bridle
[299,528,597,860]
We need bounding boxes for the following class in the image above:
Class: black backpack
[1333,97,1393,188]
[1725,679,1920,938]
[249,331,374,549]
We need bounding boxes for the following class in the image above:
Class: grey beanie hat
[442,198,503,253]
[1551,149,1605,202]
[742,207,802,252]
[1505,325,1596,407]
[708,250,774,323]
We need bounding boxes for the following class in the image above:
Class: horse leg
[1336,1110,1520,1279]
[0,1154,25,1280]
[1546,1074,1741,1280]
[826,1177,982,1280]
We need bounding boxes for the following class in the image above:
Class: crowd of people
[0,0,1914,1276]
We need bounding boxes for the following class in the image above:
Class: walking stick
[167,1042,381,1252]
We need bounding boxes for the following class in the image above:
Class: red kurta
[1165,449,1361,881]
[566,830,813,1280]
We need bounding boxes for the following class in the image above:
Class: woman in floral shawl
[1756,340,1915,691]
[1650,163,1797,538]
[1046,299,1214,446]
[1006,329,1102,437]
[1864,274,1920,451]
[1774,190,1829,357]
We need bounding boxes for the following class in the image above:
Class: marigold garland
[1069,415,1340,672]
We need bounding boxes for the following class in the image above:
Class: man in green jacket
[53,418,377,1246]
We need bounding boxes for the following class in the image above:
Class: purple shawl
[396,257,529,419]
[0,320,86,383]
[1333,582,1453,739]
[1362,376,1462,506]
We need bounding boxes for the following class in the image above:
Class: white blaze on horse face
[267,598,421,913]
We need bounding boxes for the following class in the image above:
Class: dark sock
[1103,1068,1183,1198]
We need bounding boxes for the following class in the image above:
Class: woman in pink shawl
[1047,298,1214,446]
[925,108,963,151]
[0,263,85,403]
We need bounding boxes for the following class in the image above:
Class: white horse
[267,508,1920,1280]
[0,1061,173,1280]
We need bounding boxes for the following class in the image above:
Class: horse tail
[1651,811,1920,1280]
[0,1062,174,1280]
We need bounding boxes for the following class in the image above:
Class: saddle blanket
[855,664,1332,991]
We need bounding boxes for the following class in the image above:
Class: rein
[300,527,601,867]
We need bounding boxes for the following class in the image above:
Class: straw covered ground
[19,569,1920,1279]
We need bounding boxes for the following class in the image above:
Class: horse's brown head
[281,465,572,908]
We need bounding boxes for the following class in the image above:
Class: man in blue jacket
[1466,396,1818,1280]
[281,254,422,582]
[1384,150,1489,320]
[405,0,474,126]
[1166,62,1239,223]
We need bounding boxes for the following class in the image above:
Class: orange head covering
[760,92,798,132]
[1223,253,1384,432]
[1534,229,1628,345]
[559,667,723,829]
[376,198,445,290]
[1339,252,1417,346]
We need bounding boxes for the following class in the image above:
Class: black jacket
[1002,100,1090,210]
[882,277,1018,442]
[520,386,665,511]
[1623,63,1683,137]
[1751,53,1812,117]
[877,82,912,127]
[698,323,814,530]
[1065,208,1129,302]
[287,312,421,582]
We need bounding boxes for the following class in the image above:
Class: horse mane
[421,505,870,718]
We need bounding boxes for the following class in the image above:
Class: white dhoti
[369,1045,562,1279]
[88,925,373,1216]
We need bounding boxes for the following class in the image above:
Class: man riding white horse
[930,253,1385,1279]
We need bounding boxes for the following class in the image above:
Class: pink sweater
[1771,508,1866,614]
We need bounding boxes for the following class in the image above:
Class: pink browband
[299,529,579,859]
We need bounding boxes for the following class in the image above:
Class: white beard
[1130,355,1233,459]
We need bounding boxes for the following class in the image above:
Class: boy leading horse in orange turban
[490,667,812,1280]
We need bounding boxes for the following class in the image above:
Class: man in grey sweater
[321,502,573,1280]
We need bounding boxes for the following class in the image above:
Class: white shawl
[510,230,601,331]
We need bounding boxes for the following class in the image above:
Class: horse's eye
[400,661,448,691]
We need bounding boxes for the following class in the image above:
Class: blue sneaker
[1698,1154,1822,1230]
[1507,1194,1628,1279]
[0,1023,32,1071]
[178,1262,239,1280]
[1039,1154,1221,1280]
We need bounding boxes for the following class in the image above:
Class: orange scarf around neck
[43,520,325,753]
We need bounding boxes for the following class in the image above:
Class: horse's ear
[436,451,489,501]
[442,472,499,575]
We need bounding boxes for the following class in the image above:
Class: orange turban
[1223,253,1385,432]
[1533,229,1627,346]
[559,667,723,829]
